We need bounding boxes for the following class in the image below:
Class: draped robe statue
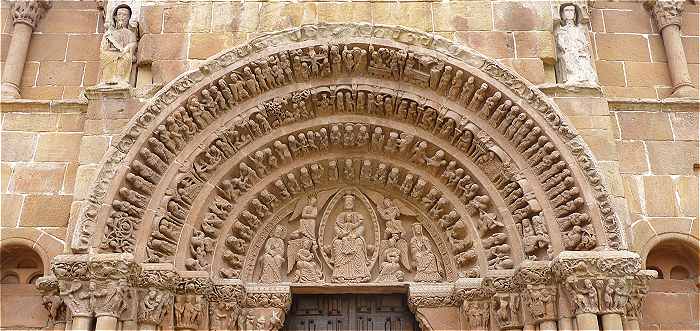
[330,194,371,282]
[99,5,137,86]
[555,4,598,85]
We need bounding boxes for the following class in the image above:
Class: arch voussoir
[73,24,623,291]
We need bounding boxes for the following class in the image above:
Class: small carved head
[560,3,581,26]
[343,194,355,210]
[113,5,132,29]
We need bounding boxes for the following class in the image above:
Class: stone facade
[0,1,697,331]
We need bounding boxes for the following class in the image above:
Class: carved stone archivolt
[49,23,647,331]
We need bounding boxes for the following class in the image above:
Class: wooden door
[282,294,418,331]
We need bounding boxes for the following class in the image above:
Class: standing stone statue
[259,225,287,283]
[410,223,442,282]
[99,4,137,86]
[555,3,598,85]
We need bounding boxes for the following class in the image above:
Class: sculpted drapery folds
[555,3,598,85]
[99,5,137,86]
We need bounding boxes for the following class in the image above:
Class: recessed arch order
[71,23,624,284]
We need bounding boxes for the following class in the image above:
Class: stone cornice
[0,99,88,113]
[608,97,700,112]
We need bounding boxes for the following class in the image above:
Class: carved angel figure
[287,198,323,283]
[330,194,371,282]
[376,198,411,282]
[410,223,442,282]
[259,225,287,283]
[139,289,170,325]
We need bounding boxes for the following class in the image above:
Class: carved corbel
[36,276,68,328]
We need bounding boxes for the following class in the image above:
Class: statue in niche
[410,223,443,282]
[288,197,323,282]
[377,198,410,282]
[329,194,371,282]
[99,5,137,86]
[555,3,598,85]
[259,225,287,283]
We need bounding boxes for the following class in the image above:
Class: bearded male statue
[99,4,137,86]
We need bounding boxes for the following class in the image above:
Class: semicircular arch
[73,23,624,284]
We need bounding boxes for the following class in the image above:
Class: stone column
[0,0,51,99]
[645,0,699,98]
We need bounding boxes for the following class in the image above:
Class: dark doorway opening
[283,293,419,331]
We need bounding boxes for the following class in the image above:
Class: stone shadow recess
[40,23,652,331]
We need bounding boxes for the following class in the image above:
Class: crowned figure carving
[329,194,371,282]
[376,198,410,282]
[99,4,137,86]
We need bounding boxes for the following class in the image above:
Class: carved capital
[243,284,292,310]
[408,283,457,311]
[523,285,558,323]
[645,0,685,29]
[52,253,140,281]
[138,288,173,326]
[624,270,655,320]
[175,294,206,330]
[10,0,51,29]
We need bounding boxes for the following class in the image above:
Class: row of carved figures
[100,44,592,263]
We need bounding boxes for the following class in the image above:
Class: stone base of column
[0,82,21,99]
[670,84,699,99]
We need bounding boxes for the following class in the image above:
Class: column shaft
[0,22,33,98]
[601,313,624,331]
[138,323,157,331]
[622,318,640,331]
[575,313,600,331]
[70,316,92,331]
[660,24,694,94]
[558,317,574,331]
[95,315,118,331]
[539,320,559,331]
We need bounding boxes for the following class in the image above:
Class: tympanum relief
[245,187,450,284]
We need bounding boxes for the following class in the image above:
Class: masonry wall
[0,0,698,329]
